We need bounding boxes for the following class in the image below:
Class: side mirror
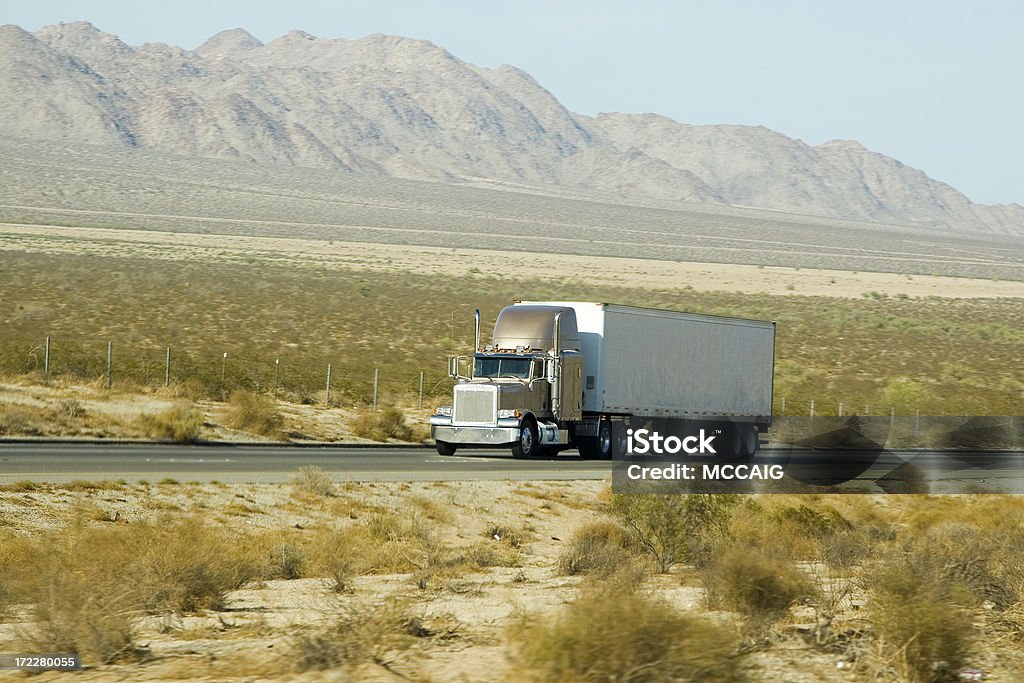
[448,356,458,379]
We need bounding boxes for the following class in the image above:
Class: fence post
[221,352,228,384]
[165,346,171,387]
[865,404,870,416]
[781,397,786,414]
[274,359,280,393]
[325,363,332,405]
[106,341,113,389]
[44,335,50,381]
[419,370,424,411]
[890,407,895,426]
[372,368,379,412]
[915,409,920,435]
[839,402,844,417]
[809,399,814,418]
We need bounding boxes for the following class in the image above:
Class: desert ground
[4,223,1024,300]
[3,476,1024,682]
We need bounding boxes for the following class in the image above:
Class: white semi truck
[430,301,775,459]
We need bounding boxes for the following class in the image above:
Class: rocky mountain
[1,21,1020,234]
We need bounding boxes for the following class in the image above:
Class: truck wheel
[511,419,540,459]
[436,441,457,456]
[597,419,614,460]
[743,426,759,458]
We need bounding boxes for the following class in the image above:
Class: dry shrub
[611,494,737,571]
[865,547,974,683]
[558,521,636,577]
[293,599,419,672]
[291,464,335,497]
[263,542,306,580]
[131,516,260,612]
[703,545,815,627]
[485,522,526,548]
[223,390,283,437]
[414,539,521,589]
[0,403,41,435]
[512,582,744,682]
[137,402,204,442]
[349,406,413,441]
[7,516,260,664]
[728,498,863,567]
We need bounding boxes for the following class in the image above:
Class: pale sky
[4,1,1021,205]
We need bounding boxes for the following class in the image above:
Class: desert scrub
[137,402,204,442]
[223,389,283,437]
[702,545,816,628]
[292,599,419,672]
[512,582,744,682]
[14,516,260,665]
[291,464,335,497]
[558,520,637,577]
[611,494,737,571]
[865,545,975,683]
[349,406,413,441]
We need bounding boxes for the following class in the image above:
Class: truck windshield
[474,357,532,380]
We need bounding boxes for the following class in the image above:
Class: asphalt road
[0,443,1021,492]
[0,443,609,484]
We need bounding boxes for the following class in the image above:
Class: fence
[6,335,448,412]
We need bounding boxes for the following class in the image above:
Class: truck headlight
[497,409,521,419]
[434,406,453,417]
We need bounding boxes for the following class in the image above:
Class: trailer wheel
[511,418,540,459]
[597,419,614,460]
[743,426,759,458]
[436,441,457,456]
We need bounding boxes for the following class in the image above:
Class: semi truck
[430,301,775,459]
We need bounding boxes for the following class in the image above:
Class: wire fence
[3,335,449,412]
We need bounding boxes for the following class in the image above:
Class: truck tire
[743,426,759,458]
[597,419,614,460]
[511,418,540,459]
[436,441,457,456]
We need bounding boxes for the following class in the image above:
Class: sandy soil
[3,223,1022,299]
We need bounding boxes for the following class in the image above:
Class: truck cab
[430,305,583,458]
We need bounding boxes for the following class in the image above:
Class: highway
[0,443,1022,492]
[0,443,609,484]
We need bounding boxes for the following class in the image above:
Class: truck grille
[453,385,497,426]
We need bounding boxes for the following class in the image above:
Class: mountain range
[1,21,1020,235]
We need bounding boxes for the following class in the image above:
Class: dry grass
[136,402,204,442]
[223,390,283,437]
[865,546,975,682]
[290,464,335,498]
[512,581,745,682]
[292,598,420,673]
[349,406,415,441]
[610,494,737,571]
[703,546,816,627]
[558,520,637,577]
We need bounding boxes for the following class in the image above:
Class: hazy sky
[4,1,1021,205]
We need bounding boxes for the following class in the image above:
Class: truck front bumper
[431,421,519,446]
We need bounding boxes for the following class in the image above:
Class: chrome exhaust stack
[474,309,481,351]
